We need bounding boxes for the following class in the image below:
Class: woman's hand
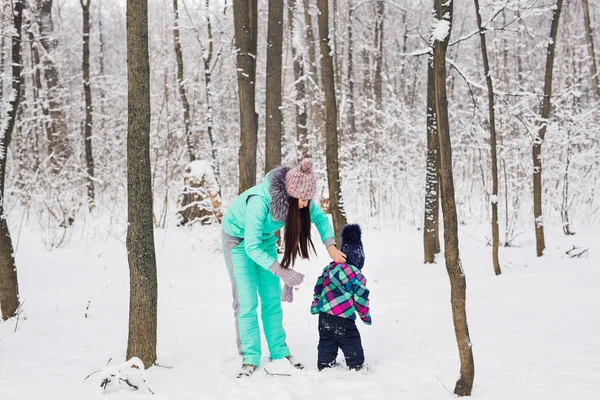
[327,245,346,263]
[270,263,305,286]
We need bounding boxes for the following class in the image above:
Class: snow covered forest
[1,0,598,231]
[0,0,599,398]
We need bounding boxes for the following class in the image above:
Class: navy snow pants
[317,312,364,370]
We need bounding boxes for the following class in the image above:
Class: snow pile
[179,160,223,225]
[86,357,154,395]
[184,160,220,197]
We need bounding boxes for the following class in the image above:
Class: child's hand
[327,245,346,263]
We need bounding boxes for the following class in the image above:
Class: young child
[310,224,371,371]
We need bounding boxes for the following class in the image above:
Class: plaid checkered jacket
[310,262,372,325]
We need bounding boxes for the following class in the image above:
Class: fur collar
[269,166,291,222]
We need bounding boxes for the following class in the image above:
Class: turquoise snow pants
[222,231,289,366]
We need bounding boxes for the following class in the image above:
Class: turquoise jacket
[222,167,336,270]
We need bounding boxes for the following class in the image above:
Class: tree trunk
[374,1,384,115]
[81,0,95,211]
[423,53,440,263]
[317,0,347,245]
[14,75,28,194]
[28,17,49,151]
[289,0,309,161]
[25,13,42,172]
[346,4,357,151]
[203,0,222,197]
[173,0,195,163]
[473,0,501,275]
[561,135,574,235]
[98,1,106,132]
[561,31,579,237]
[370,1,384,212]
[0,0,23,321]
[359,42,377,215]
[399,11,409,102]
[37,0,70,169]
[265,0,284,173]
[432,0,475,395]
[533,0,563,257]
[332,0,343,149]
[582,0,599,103]
[233,0,258,193]
[126,0,158,368]
[303,0,323,147]
[0,35,4,108]
[302,0,318,85]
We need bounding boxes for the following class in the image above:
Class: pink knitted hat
[285,159,317,200]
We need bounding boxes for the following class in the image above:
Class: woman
[221,159,346,378]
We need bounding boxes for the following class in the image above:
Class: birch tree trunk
[0,0,23,321]
[80,0,95,211]
[233,0,258,193]
[473,0,501,275]
[533,0,563,257]
[423,52,440,263]
[432,0,475,395]
[317,0,347,244]
[126,0,158,368]
[265,0,284,173]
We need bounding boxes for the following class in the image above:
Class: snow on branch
[85,357,154,395]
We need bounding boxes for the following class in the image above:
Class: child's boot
[318,360,337,371]
[349,363,364,371]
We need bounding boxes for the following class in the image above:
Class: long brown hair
[281,198,316,269]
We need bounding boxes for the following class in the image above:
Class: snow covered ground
[1,218,598,399]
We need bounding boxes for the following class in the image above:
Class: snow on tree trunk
[423,51,441,264]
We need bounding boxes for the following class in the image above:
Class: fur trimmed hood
[268,166,291,222]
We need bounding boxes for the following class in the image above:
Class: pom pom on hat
[299,159,313,173]
[341,224,365,269]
